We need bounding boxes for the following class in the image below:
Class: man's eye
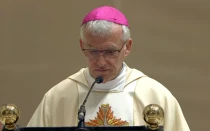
[107,50,116,54]
[89,50,98,53]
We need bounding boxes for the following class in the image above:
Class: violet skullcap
[81,6,129,27]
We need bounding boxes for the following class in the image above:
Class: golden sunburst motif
[85,104,129,126]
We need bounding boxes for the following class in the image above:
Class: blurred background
[0,0,209,130]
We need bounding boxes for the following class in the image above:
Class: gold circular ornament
[143,104,164,130]
[0,104,20,130]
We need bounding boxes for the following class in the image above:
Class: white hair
[80,20,130,42]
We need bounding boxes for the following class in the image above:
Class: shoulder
[137,76,171,93]
[125,64,171,94]
[134,75,177,106]
[126,65,174,100]
[43,68,88,100]
[136,76,173,96]
[42,79,77,101]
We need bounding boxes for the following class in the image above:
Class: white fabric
[27,64,191,131]
[82,63,136,125]
[78,81,136,126]
[84,62,126,92]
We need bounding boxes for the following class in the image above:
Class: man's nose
[96,53,107,66]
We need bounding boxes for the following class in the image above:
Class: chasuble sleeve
[27,79,79,127]
[134,76,190,131]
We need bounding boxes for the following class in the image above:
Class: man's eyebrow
[83,44,94,48]
[106,44,119,50]
[83,43,119,50]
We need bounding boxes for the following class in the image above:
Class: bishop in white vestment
[27,5,190,131]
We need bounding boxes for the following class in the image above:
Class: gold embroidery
[85,104,129,126]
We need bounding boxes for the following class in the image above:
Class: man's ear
[124,38,132,56]
[79,38,84,50]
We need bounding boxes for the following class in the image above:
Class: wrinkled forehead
[82,35,123,50]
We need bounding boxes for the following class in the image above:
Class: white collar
[84,63,127,92]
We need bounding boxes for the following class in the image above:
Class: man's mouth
[95,69,108,72]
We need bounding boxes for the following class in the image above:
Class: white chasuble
[78,81,136,126]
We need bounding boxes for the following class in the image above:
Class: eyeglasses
[82,42,126,59]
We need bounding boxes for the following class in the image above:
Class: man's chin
[93,71,107,78]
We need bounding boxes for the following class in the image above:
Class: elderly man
[27,5,190,131]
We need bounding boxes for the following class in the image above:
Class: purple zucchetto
[81,6,129,27]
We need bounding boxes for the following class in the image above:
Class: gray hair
[80,20,130,42]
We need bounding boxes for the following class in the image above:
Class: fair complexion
[80,25,132,83]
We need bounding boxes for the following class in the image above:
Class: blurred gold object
[0,104,20,130]
[143,104,164,130]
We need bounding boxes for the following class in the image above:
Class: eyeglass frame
[82,41,127,60]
